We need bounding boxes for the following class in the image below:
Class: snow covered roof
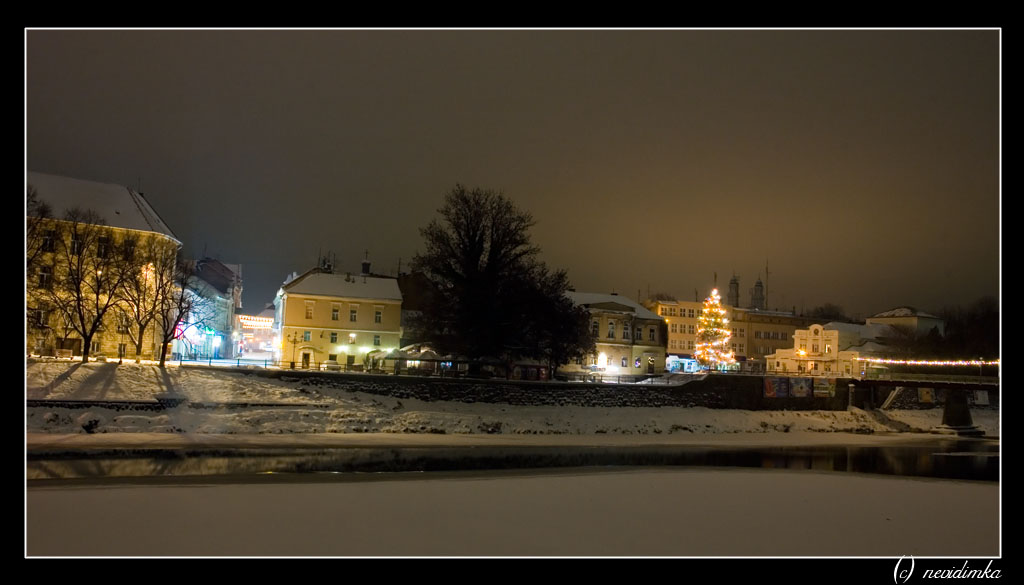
[284,270,402,302]
[567,292,661,320]
[823,321,891,339]
[28,171,178,242]
[195,258,241,296]
[870,306,939,319]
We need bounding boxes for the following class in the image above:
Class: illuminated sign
[238,315,274,329]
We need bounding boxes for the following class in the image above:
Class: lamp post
[287,331,302,369]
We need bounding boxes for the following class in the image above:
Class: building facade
[26,172,181,360]
[644,296,815,372]
[273,261,403,369]
[765,322,891,377]
[562,292,666,377]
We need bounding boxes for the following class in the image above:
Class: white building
[766,322,891,378]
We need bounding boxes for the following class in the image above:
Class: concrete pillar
[932,388,985,436]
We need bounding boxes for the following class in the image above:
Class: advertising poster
[764,377,790,398]
[791,377,813,398]
[813,378,835,398]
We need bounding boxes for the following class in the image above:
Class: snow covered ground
[25,361,999,436]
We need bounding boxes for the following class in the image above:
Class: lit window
[348,333,356,344]
[621,357,628,367]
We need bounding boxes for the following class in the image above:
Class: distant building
[273,259,403,370]
[235,303,276,355]
[866,306,945,337]
[564,292,666,377]
[172,258,243,360]
[26,171,181,359]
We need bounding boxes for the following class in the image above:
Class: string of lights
[694,288,736,367]
[855,357,999,366]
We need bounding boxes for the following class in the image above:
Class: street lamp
[287,331,303,369]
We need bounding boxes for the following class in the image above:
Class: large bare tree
[42,208,130,362]
[115,236,179,361]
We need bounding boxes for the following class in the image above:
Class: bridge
[848,377,998,436]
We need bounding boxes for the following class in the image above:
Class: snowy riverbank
[25,361,999,437]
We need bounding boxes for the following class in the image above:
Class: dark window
[649,327,655,342]
[331,307,339,320]
[41,231,55,252]
[375,310,382,324]
[373,335,381,346]
[70,234,82,255]
[123,238,136,260]
[330,332,338,343]
[303,331,311,342]
[97,236,110,259]
[38,266,52,289]
[350,309,358,322]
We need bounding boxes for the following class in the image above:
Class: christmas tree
[694,288,736,370]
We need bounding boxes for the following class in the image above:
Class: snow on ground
[27,468,998,556]
[25,361,999,436]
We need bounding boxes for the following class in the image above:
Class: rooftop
[567,292,661,320]
[869,307,940,319]
[283,269,402,302]
[28,172,178,242]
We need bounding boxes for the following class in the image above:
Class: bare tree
[154,257,215,367]
[115,236,178,361]
[42,209,130,362]
[26,183,53,272]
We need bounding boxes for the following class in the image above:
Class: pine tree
[694,288,736,370]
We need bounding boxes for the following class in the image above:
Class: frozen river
[27,467,998,557]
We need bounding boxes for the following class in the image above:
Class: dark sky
[26,29,1000,319]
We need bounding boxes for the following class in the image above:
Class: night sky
[26,29,1000,319]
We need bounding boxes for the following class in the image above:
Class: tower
[727,275,739,308]
[750,277,765,310]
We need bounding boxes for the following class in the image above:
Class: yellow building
[26,172,181,359]
[563,292,666,377]
[273,262,403,370]
[644,296,815,372]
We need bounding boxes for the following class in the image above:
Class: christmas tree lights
[693,288,736,369]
